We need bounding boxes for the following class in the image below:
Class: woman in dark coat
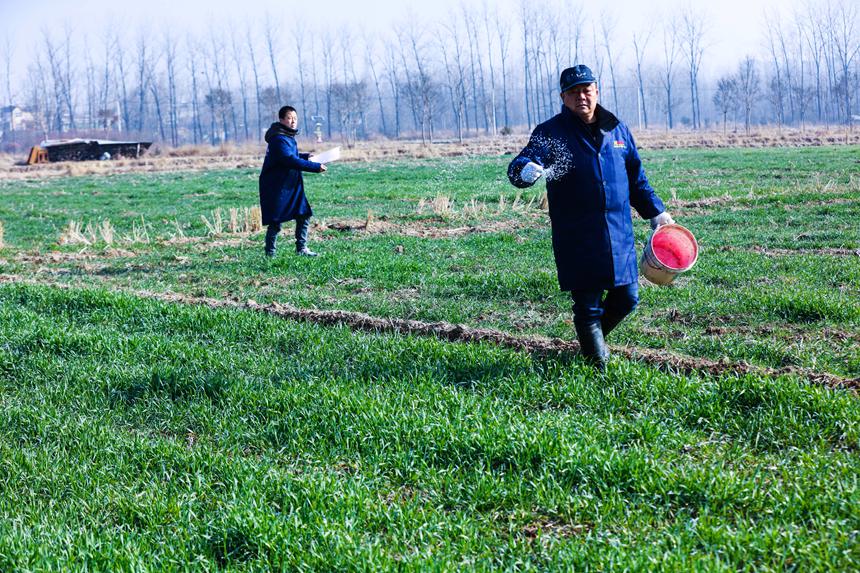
[259,105,326,257]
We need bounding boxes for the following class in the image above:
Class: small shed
[27,139,152,164]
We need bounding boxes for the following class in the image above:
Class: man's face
[561,83,599,122]
[280,111,298,129]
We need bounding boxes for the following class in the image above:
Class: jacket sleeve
[507,128,548,188]
[271,137,323,173]
[624,128,665,219]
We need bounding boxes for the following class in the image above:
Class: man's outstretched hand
[520,162,544,184]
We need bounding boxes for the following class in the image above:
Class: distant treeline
[1,0,857,148]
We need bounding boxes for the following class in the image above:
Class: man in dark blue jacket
[508,65,674,370]
[259,105,327,257]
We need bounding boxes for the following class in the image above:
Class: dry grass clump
[202,208,224,236]
[58,217,149,246]
[420,192,547,218]
[203,206,262,236]
[126,217,151,244]
[58,220,93,245]
[228,206,263,234]
[0,221,5,248]
[417,195,454,216]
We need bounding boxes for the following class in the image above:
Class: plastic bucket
[640,223,698,285]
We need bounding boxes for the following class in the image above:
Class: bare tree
[659,15,681,129]
[1,34,13,105]
[163,30,180,145]
[601,11,621,115]
[320,30,336,139]
[230,26,251,141]
[383,39,402,138]
[113,31,132,133]
[493,10,513,130]
[680,6,708,129]
[482,1,498,135]
[462,4,487,133]
[83,37,97,130]
[42,28,77,132]
[96,30,117,132]
[520,0,534,129]
[291,20,310,134]
[439,21,467,142]
[363,32,389,137]
[763,12,787,128]
[632,27,652,129]
[263,16,282,103]
[246,23,264,138]
[829,0,859,128]
[134,31,152,132]
[713,76,737,134]
[27,54,52,134]
[792,8,809,129]
[736,56,760,134]
[400,16,437,143]
[186,35,204,144]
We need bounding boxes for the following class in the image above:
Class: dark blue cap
[560,65,596,93]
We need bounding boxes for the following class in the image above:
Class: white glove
[520,162,544,184]
[650,211,675,229]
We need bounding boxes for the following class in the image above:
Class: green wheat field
[0,145,858,571]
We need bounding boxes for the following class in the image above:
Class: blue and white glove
[520,161,544,184]
[649,211,675,229]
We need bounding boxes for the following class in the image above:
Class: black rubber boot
[575,321,610,371]
[264,225,279,257]
[295,217,317,256]
[601,308,627,338]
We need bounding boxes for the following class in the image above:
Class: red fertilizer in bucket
[640,224,698,285]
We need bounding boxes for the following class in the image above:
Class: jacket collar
[560,104,620,134]
[264,121,298,143]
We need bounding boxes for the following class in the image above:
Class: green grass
[0,146,858,568]
[0,284,858,571]
[3,146,858,376]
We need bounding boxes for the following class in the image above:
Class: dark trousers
[265,217,310,254]
[571,282,639,336]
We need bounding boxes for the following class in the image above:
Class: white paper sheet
[309,147,341,164]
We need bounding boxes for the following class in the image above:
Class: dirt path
[1,274,856,390]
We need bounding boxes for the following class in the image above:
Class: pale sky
[1,0,799,94]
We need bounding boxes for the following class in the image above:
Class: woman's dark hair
[278,105,297,119]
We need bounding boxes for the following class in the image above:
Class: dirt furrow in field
[718,245,860,257]
[1,274,856,390]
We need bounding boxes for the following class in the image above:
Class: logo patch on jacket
[613,140,626,149]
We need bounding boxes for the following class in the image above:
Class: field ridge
[2,274,856,390]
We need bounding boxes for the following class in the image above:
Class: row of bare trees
[712,1,860,134]
[2,0,858,149]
